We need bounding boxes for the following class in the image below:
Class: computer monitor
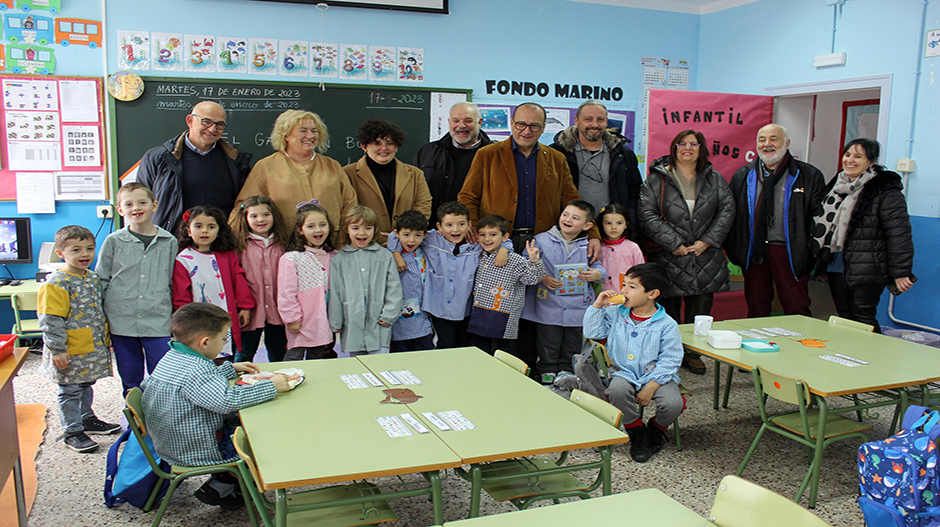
[0,217,32,264]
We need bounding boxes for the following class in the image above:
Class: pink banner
[648,90,774,181]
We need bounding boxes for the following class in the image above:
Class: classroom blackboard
[112,77,471,177]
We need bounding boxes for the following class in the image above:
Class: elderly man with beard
[550,100,642,224]
[725,124,825,317]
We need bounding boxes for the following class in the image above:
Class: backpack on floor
[104,428,170,509]
[858,405,940,527]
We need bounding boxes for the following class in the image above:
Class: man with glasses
[725,123,825,318]
[459,102,599,255]
[550,100,642,224]
[413,101,493,221]
[137,101,253,232]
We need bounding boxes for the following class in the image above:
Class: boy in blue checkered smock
[583,262,683,464]
[141,302,291,510]
[390,211,434,351]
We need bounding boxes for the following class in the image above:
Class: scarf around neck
[813,167,876,254]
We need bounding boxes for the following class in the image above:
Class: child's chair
[10,292,41,347]
[827,315,874,332]
[709,475,832,527]
[735,367,872,508]
[494,349,528,375]
[456,389,622,517]
[231,426,397,527]
[123,388,258,527]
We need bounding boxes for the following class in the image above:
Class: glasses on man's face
[513,120,543,133]
[192,114,226,131]
[677,142,699,148]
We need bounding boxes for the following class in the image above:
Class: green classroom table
[0,280,38,299]
[442,488,712,526]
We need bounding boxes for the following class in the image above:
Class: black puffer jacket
[816,168,913,287]
[638,156,735,298]
[412,130,492,220]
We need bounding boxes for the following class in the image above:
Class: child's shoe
[540,372,556,385]
[194,479,244,510]
[646,424,667,458]
[83,416,122,435]
[64,432,99,453]
[628,425,651,463]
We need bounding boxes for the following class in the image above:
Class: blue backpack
[104,428,170,509]
[858,405,940,527]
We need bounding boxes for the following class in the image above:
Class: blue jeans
[111,335,170,396]
[58,381,95,435]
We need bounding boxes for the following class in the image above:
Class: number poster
[369,46,396,81]
[150,33,183,72]
[248,38,278,75]
[217,36,248,74]
[310,42,338,78]
[280,40,309,76]
[185,34,216,72]
[340,44,367,80]
[398,47,424,83]
[116,30,150,70]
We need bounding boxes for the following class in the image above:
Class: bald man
[137,101,253,232]
[725,124,825,318]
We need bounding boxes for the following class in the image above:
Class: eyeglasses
[513,120,543,133]
[191,114,226,130]
[677,141,699,148]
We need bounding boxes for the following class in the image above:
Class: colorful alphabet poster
[248,38,278,75]
[184,34,216,72]
[369,45,396,81]
[339,44,367,80]
[116,30,150,70]
[398,47,424,83]
[150,32,182,72]
[217,36,248,74]
[280,40,309,76]
[310,42,338,78]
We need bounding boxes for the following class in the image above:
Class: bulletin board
[0,75,107,202]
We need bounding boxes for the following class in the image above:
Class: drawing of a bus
[16,0,59,13]
[55,18,101,47]
[0,1,13,11]
[6,43,54,74]
[5,14,53,44]
[0,45,5,71]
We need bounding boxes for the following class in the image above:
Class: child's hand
[287,321,302,334]
[579,268,602,282]
[525,240,540,263]
[234,362,260,374]
[593,290,619,308]
[52,352,69,369]
[238,310,251,328]
[495,247,509,267]
[636,381,660,406]
[393,252,407,272]
[270,373,291,393]
[378,320,391,327]
[541,275,563,290]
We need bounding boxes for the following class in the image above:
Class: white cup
[694,315,714,336]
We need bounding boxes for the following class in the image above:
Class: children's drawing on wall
[279,39,309,76]
[368,45,396,82]
[398,47,423,83]
[339,43,367,80]
[150,32,182,72]
[54,18,102,48]
[310,42,338,78]
[217,36,247,73]
[248,37,277,75]
[17,0,61,14]
[5,14,54,45]
[184,34,215,72]
[116,30,150,70]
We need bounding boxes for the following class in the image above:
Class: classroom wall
[698,0,940,331]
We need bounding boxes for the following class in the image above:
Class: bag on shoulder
[858,405,940,527]
[104,428,170,509]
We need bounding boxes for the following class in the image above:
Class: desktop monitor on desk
[35,241,65,281]
[0,217,32,265]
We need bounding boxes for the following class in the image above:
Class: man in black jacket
[413,101,492,221]
[550,100,642,224]
[725,124,825,317]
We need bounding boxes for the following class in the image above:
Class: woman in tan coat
[344,119,431,245]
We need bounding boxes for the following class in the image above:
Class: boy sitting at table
[583,263,683,463]
[141,302,290,509]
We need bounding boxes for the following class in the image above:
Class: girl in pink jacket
[230,196,290,363]
[599,203,645,291]
[277,200,335,360]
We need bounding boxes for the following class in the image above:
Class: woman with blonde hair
[234,109,357,242]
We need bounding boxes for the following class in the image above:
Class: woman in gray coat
[638,129,735,374]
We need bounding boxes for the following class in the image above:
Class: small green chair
[231,426,397,527]
[10,292,41,347]
[735,368,872,508]
[827,315,874,332]
[494,349,529,375]
[457,389,622,517]
[123,388,258,527]
[709,475,832,527]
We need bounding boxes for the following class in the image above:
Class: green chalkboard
[112,77,471,177]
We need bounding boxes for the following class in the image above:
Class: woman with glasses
[234,109,358,243]
[637,129,734,374]
[344,118,432,245]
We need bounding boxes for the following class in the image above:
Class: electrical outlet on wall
[96,205,114,219]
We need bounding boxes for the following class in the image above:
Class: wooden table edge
[258,459,463,491]
[456,436,630,466]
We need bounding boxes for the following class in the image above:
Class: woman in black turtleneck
[343,119,432,245]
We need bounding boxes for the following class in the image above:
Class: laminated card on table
[400,413,430,433]
[376,415,413,437]
[340,374,369,389]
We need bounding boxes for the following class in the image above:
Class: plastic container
[742,339,779,353]
[0,335,15,362]
[707,330,742,349]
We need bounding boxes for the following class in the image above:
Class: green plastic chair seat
[772,412,872,440]
[709,475,833,527]
[170,462,238,475]
[476,458,589,502]
[281,483,398,527]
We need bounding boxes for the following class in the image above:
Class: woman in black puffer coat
[638,129,735,374]
[812,138,914,333]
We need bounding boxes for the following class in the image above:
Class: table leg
[601,446,612,495]
[712,358,721,410]
[469,465,483,518]
[808,396,828,509]
[13,456,27,527]
[275,489,288,527]
[428,470,444,526]
[722,364,735,409]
